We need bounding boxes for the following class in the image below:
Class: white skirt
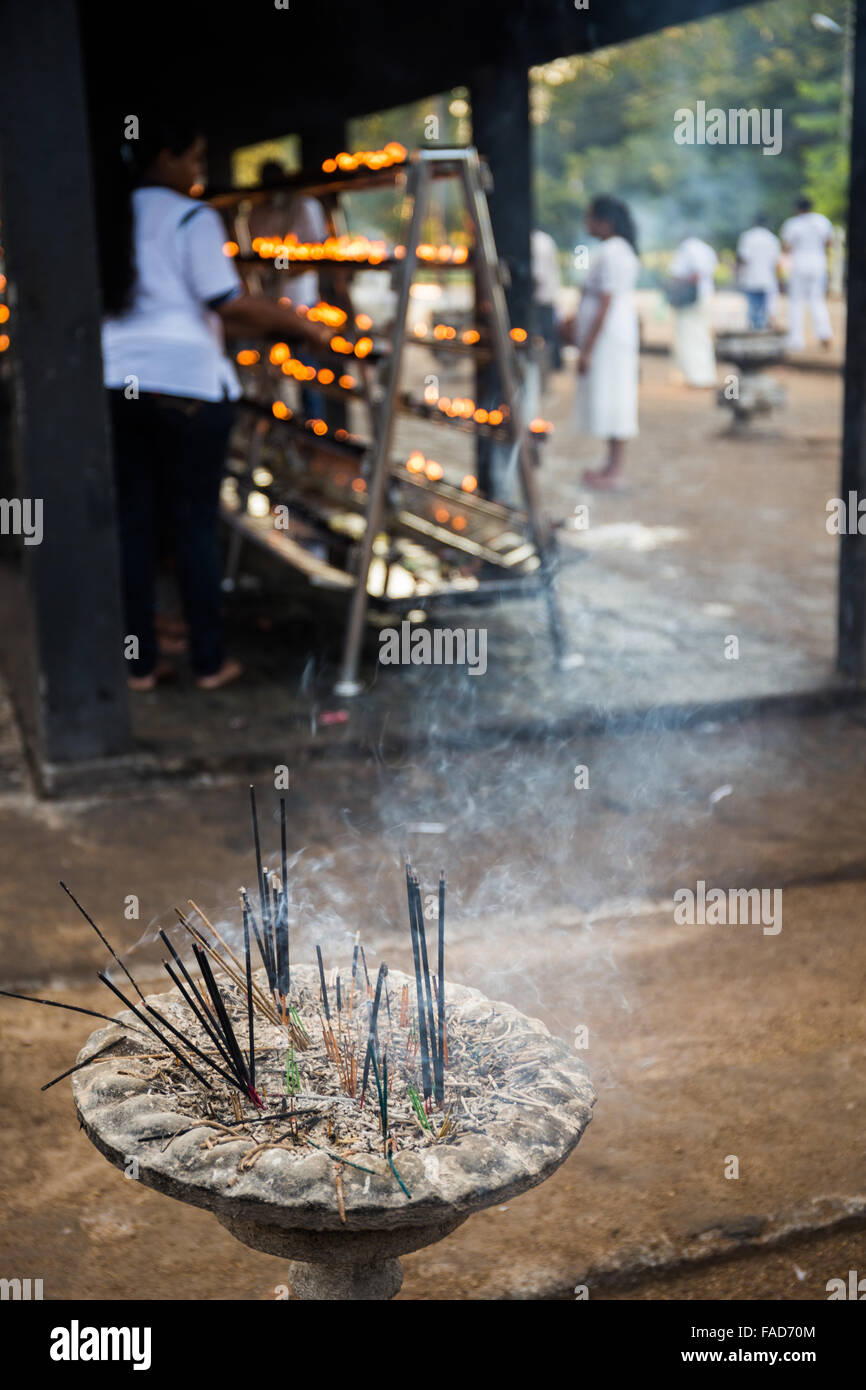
[673,301,716,386]
[574,320,639,440]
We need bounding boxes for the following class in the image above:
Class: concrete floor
[1,705,865,1299]
[0,340,860,1301]
[97,344,845,787]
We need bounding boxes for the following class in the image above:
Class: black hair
[796,196,813,212]
[94,115,202,317]
[259,160,287,188]
[589,195,639,253]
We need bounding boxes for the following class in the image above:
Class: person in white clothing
[531,227,563,371]
[736,215,781,330]
[669,235,718,387]
[780,197,833,351]
[99,117,330,691]
[249,160,331,417]
[574,195,640,491]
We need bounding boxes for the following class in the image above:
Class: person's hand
[306,321,337,354]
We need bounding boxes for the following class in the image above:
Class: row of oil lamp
[413,320,528,345]
[237,349,552,435]
[0,279,9,352]
[223,235,471,267]
[321,143,408,175]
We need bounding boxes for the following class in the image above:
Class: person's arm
[578,292,611,374]
[180,203,333,351]
[216,293,333,350]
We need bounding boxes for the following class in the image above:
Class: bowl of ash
[7,790,596,1300]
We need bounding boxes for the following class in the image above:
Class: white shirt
[102,187,243,401]
[531,229,562,306]
[670,237,718,300]
[249,194,329,309]
[780,211,833,274]
[576,235,639,350]
[736,226,781,292]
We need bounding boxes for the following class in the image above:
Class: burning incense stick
[279,796,290,998]
[97,972,213,1091]
[40,1038,121,1091]
[193,946,256,1098]
[437,870,446,1087]
[238,890,277,1005]
[160,955,238,1078]
[146,1003,242,1092]
[0,988,141,1032]
[59,881,145,1002]
[360,962,387,1105]
[242,899,255,1087]
[406,866,433,1099]
[413,875,441,1103]
[316,945,331,1021]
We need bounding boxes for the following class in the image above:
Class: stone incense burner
[72,964,595,1300]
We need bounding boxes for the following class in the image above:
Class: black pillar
[0,0,131,764]
[207,140,235,192]
[470,59,532,331]
[839,0,866,676]
[470,58,531,498]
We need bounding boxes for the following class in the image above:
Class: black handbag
[666,278,699,309]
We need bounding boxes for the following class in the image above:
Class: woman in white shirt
[669,235,718,387]
[575,196,640,491]
[100,118,330,690]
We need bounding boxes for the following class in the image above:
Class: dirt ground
[1,704,865,1300]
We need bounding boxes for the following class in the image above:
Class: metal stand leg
[334,162,431,697]
[458,153,568,662]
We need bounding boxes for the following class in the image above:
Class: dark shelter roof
[80,0,751,143]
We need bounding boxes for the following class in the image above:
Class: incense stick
[413,876,439,1101]
[360,962,388,1105]
[316,945,331,1021]
[0,988,141,1032]
[59,881,145,1002]
[406,865,433,1099]
[242,899,255,1087]
[97,972,213,1090]
[437,869,446,1096]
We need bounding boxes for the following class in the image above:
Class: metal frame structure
[217,147,566,696]
[335,148,565,695]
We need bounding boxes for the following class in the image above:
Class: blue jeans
[744,289,769,330]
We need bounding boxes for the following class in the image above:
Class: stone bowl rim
[72,965,596,1234]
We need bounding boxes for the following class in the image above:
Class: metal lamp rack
[219,146,565,695]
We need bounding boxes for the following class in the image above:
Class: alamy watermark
[674,880,782,935]
[827,493,866,533]
[1,1277,43,1299]
[379,620,487,676]
[674,102,782,156]
[0,497,42,545]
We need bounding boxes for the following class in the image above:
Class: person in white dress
[669,235,718,387]
[574,196,640,491]
[736,216,781,330]
[780,197,833,351]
